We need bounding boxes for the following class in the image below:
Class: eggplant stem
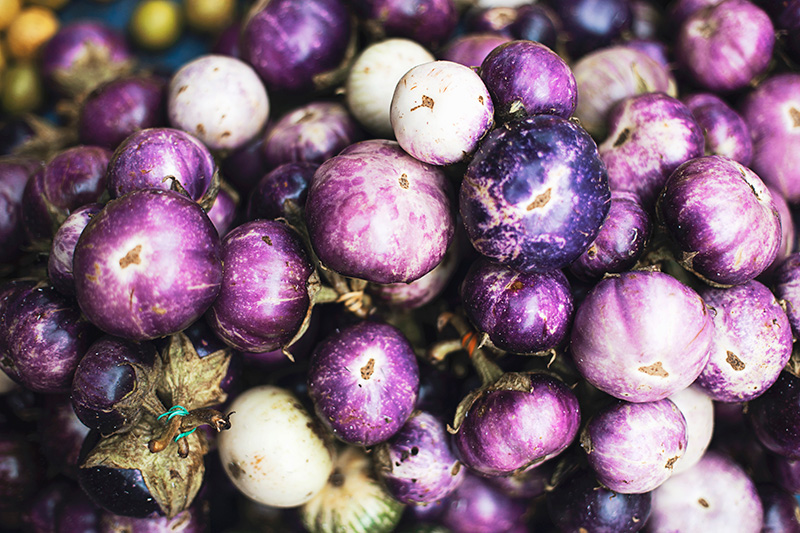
[148,407,233,456]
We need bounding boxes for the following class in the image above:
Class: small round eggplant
[453,372,580,476]
[748,371,800,459]
[647,451,763,532]
[307,321,419,447]
[73,188,223,341]
[683,92,753,166]
[391,60,494,166]
[668,385,714,475]
[440,473,528,533]
[0,157,40,264]
[547,468,652,532]
[460,257,574,354]
[168,54,270,152]
[48,203,103,296]
[551,0,632,58]
[304,139,454,284]
[598,92,705,209]
[207,219,313,353]
[581,399,687,494]
[106,128,216,202]
[459,114,610,274]
[695,280,792,402]
[246,162,316,221]
[352,0,457,50]
[658,155,781,286]
[480,39,577,121]
[375,411,464,505]
[570,270,713,402]
[440,33,512,69]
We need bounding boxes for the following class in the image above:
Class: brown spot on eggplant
[791,107,800,128]
[698,497,710,508]
[262,235,273,246]
[119,245,142,268]
[613,128,631,147]
[398,174,409,189]
[638,362,669,377]
[410,95,435,111]
[665,456,679,470]
[527,188,552,210]
[196,124,205,135]
[726,351,746,371]
[227,461,243,479]
[361,358,375,380]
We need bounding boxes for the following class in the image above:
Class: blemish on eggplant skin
[262,235,273,246]
[665,456,679,470]
[360,358,375,380]
[698,497,710,508]
[527,188,552,210]
[638,361,669,378]
[227,461,243,479]
[119,245,143,268]
[726,351,746,371]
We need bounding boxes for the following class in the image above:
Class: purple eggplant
[676,0,774,92]
[207,219,312,353]
[551,0,632,58]
[106,128,216,202]
[668,385,714,474]
[307,321,419,446]
[440,33,512,69]
[0,281,98,393]
[695,280,792,402]
[48,203,103,296]
[22,145,111,242]
[206,186,238,237]
[73,188,223,341]
[375,410,464,505]
[453,372,580,476]
[683,92,753,166]
[480,39,577,121]
[570,270,713,402]
[220,135,269,195]
[658,155,781,286]
[511,4,560,48]
[759,484,800,532]
[598,92,705,209]
[739,73,800,203]
[71,336,161,436]
[581,398,687,494]
[440,473,528,533]
[547,468,652,532]
[648,451,763,532]
[99,505,207,532]
[748,371,800,459]
[569,191,651,281]
[771,253,800,335]
[460,114,610,274]
[167,54,270,152]
[263,101,361,169]
[460,257,574,354]
[352,0,457,50]
[241,0,353,94]
[0,157,40,264]
[304,139,454,284]
[79,75,166,151]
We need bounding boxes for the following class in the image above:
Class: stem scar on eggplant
[726,351,746,370]
[698,498,710,508]
[790,107,800,128]
[638,362,669,377]
[410,95,435,111]
[527,188,552,210]
[119,245,142,268]
[360,358,375,380]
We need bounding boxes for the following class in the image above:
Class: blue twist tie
[157,405,197,442]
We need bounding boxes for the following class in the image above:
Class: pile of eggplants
[2,0,800,531]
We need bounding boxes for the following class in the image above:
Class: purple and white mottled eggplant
[748,371,800,459]
[668,385,714,474]
[207,219,312,353]
[622,38,670,68]
[547,468,652,532]
[79,75,166,151]
[106,128,216,202]
[241,0,352,94]
[0,281,98,393]
[39,20,132,96]
[581,399,687,494]
[694,281,792,402]
[766,186,795,273]
[352,0,458,50]
[758,484,800,533]
[440,473,528,533]
[48,203,102,296]
[648,451,763,532]
[773,253,800,335]
[307,321,419,446]
[460,114,610,274]
[168,55,270,152]
[570,270,713,402]
[598,92,705,208]
[220,135,269,195]
[246,161,316,221]
[668,0,723,26]
[346,40,435,140]
[658,155,781,286]
[206,186,238,237]
[676,0,774,92]
[460,257,573,354]
[487,460,557,499]
[683,92,753,166]
[374,410,464,504]
[572,46,677,139]
[391,60,494,166]
[739,73,800,203]
[0,157,40,264]
[569,191,651,281]
[263,101,361,168]
[22,145,111,242]
[480,40,577,121]
[73,188,223,341]
[304,139,454,284]
[71,336,161,436]
[453,372,580,476]
[440,33,512,69]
